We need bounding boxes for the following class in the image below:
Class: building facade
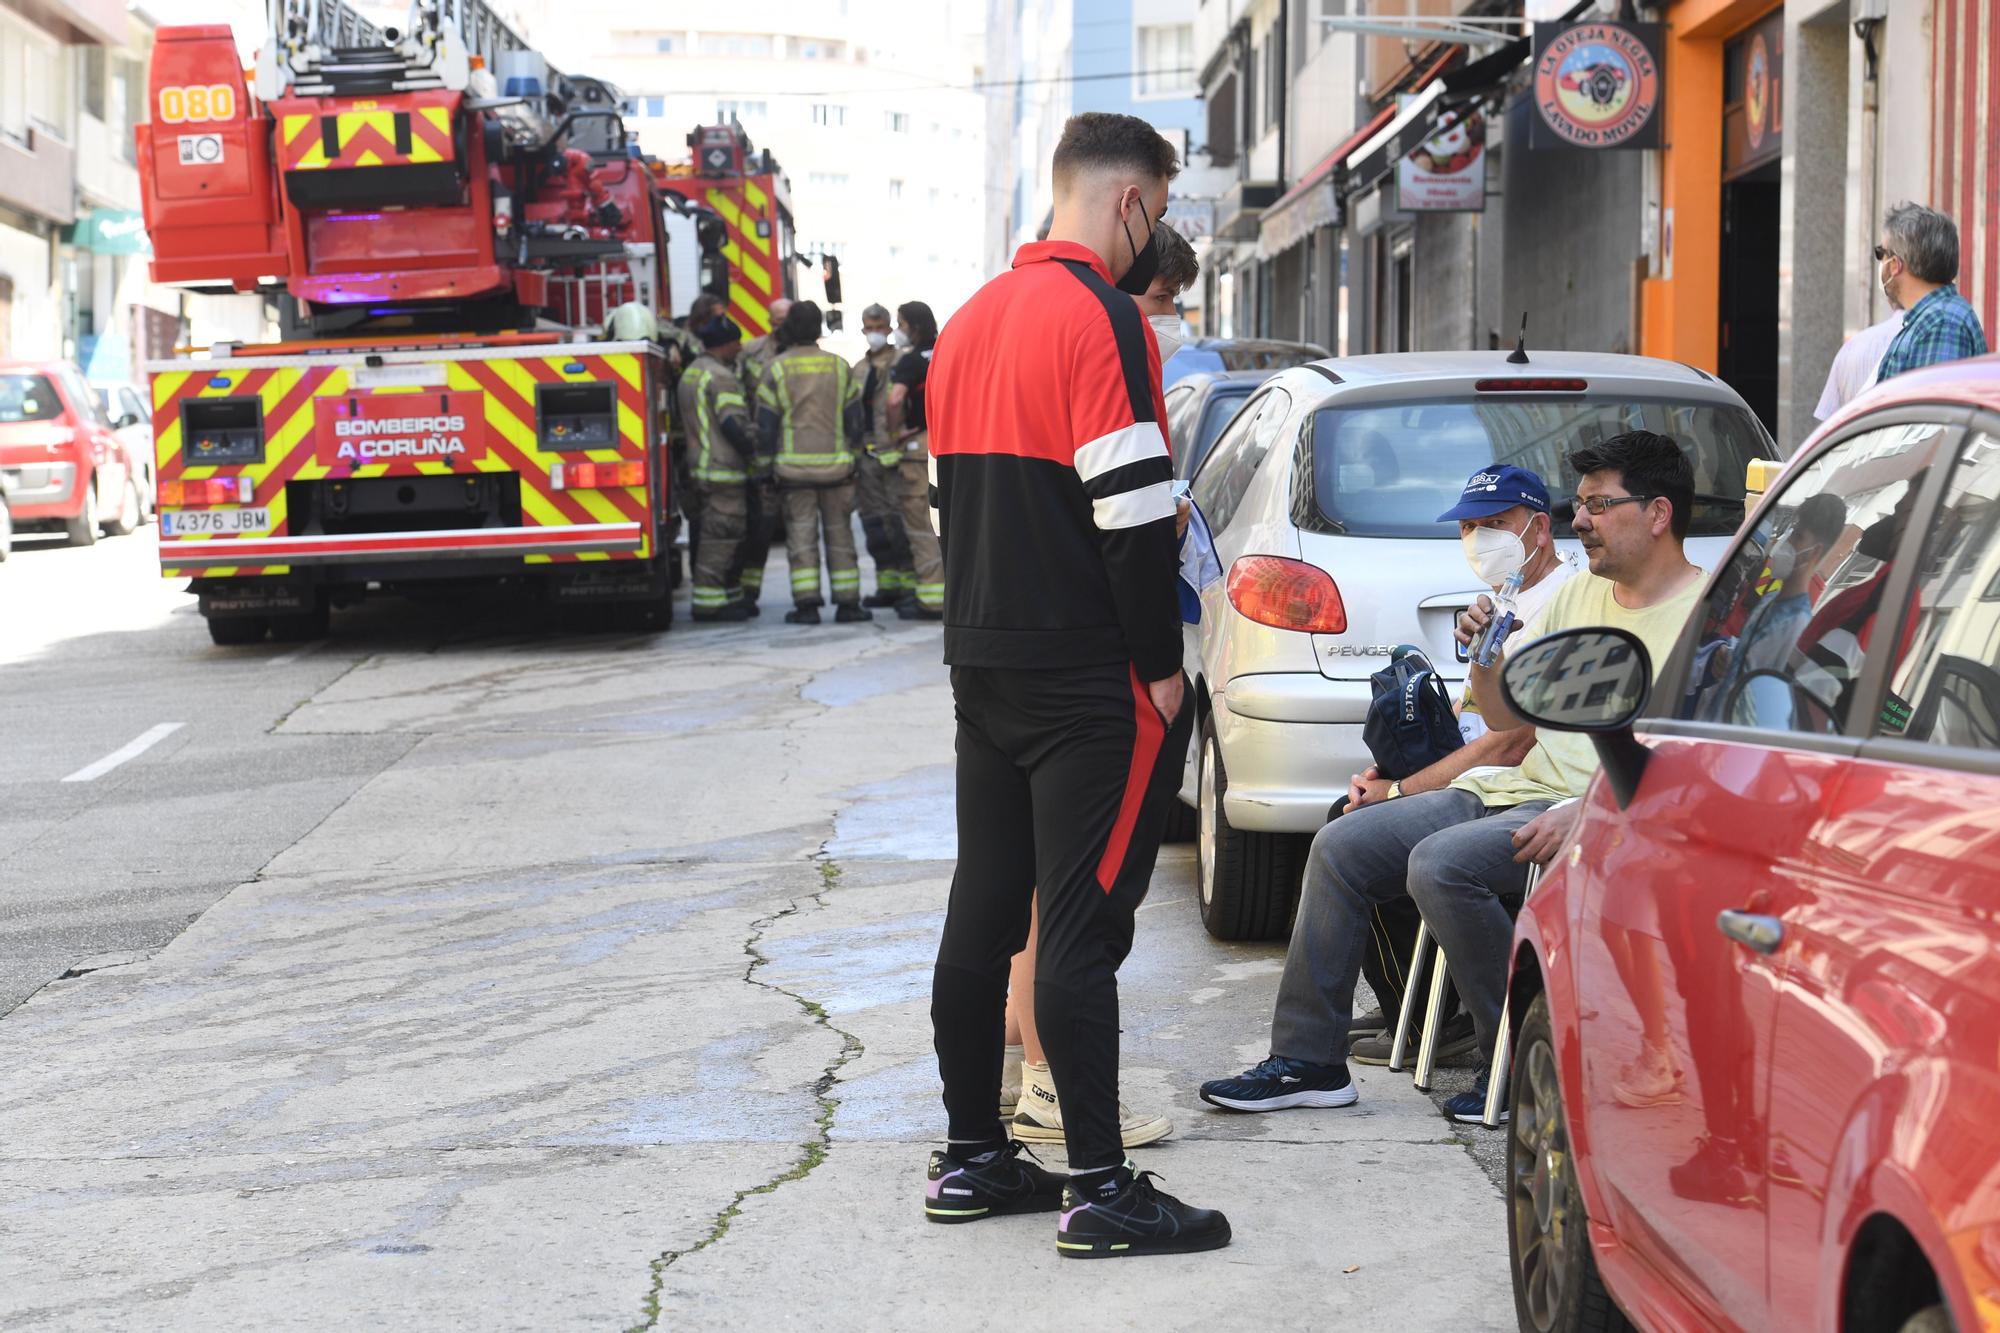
[518,0,990,336]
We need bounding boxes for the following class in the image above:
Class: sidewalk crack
[627,855,862,1332]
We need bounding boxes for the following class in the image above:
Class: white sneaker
[1010,1060,1172,1148]
[1000,1043,1024,1117]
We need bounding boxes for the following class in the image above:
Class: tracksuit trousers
[933,662,1193,1171]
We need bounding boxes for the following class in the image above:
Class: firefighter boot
[786,601,823,625]
[835,603,873,624]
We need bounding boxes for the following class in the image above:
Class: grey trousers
[1270,788,1549,1068]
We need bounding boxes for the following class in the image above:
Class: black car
[1163,369,1278,481]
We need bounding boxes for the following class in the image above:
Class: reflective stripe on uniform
[759,350,858,468]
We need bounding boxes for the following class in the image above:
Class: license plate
[162,506,270,536]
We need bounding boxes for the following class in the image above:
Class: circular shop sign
[1745,34,1771,150]
[1535,23,1662,147]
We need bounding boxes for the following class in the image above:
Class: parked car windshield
[1308,395,1769,539]
[0,374,64,424]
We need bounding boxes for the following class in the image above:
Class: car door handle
[1717,910,1784,955]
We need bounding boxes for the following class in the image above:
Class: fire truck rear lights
[1473,378,1588,392]
[552,460,643,490]
[162,476,254,506]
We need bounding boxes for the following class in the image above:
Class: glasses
[1571,494,1655,516]
[1873,244,1901,264]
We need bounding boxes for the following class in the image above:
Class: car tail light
[160,476,253,506]
[1226,555,1347,633]
[552,460,644,490]
[1474,378,1588,392]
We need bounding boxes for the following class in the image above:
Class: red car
[1498,355,2000,1332]
[0,360,147,546]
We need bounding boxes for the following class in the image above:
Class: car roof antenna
[1506,312,1530,364]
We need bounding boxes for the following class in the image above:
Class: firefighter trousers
[781,482,861,607]
[854,454,913,595]
[898,455,944,612]
[689,482,750,613]
[933,663,1193,1171]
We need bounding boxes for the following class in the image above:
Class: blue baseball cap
[1436,464,1551,522]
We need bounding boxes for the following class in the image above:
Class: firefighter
[853,303,915,606]
[887,300,943,620]
[677,314,759,621]
[663,293,726,563]
[755,301,868,624]
[738,296,793,400]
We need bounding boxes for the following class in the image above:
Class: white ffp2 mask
[1463,524,1530,587]
[1148,314,1185,365]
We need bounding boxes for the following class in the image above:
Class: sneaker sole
[1010,1117,1175,1149]
[1057,1222,1233,1259]
[924,1194,1064,1225]
[1198,1085,1358,1113]
[1445,1108,1508,1126]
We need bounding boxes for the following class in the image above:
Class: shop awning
[1256,103,1395,259]
[66,208,151,255]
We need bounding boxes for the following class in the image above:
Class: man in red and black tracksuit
[919,112,1230,1259]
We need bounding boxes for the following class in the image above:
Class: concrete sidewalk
[0,611,1512,1331]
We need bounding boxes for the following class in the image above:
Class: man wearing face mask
[1339,465,1577,1065]
[924,112,1228,1259]
[887,301,945,620]
[1129,223,1199,367]
[853,303,915,607]
[1705,491,1848,712]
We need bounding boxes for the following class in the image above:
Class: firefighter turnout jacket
[677,354,754,485]
[926,239,1181,682]
[857,343,902,466]
[756,345,863,486]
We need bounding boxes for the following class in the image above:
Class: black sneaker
[1198,1055,1357,1113]
[1056,1168,1231,1259]
[1351,1012,1476,1066]
[834,602,872,623]
[784,606,822,625]
[1350,1008,1388,1039]
[1442,1070,1506,1126]
[923,1141,1065,1224]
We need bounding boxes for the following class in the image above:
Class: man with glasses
[1874,202,1988,383]
[1197,431,1708,1125]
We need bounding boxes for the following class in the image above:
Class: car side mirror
[1499,626,1655,809]
[116,411,141,429]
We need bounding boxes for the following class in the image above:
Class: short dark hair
[1793,491,1848,547]
[1568,430,1695,540]
[1153,224,1199,295]
[1883,201,1959,285]
[688,292,725,324]
[897,300,938,350]
[1052,112,1180,191]
[780,300,823,345]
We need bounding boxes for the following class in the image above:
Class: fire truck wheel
[207,616,269,646]
[269,599,330,642]
[612,588,675,633]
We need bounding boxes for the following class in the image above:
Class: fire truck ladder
[255,0,539,99]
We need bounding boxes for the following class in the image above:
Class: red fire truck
[653,122,801,341]
[136,0,726,642]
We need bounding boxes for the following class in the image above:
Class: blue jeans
[1269,789,1548,1066]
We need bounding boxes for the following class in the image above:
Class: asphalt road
[0,524,517,1013]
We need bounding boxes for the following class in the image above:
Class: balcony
[0,127,77,225]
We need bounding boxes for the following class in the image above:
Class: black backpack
[1362,645,1465,780]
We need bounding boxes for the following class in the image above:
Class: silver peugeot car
[1176,350,1775,939]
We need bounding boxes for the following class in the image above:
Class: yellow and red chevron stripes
[661,175,783,336]
[151,350,655,579]
[275,93,457,172]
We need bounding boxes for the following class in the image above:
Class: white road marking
[266,640,325,669]
[61,723,186,783]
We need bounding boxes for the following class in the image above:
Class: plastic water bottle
[1472,570,1523,668]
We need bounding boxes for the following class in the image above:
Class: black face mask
[1115,198,1160,296]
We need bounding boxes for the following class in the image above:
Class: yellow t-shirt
[1452,568,1704,808]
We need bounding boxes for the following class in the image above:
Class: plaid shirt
[1876,284,1989,383]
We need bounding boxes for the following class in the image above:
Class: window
[1677,421,1953,734]
[885,111,909,133]
[795,38,844,60]
[1136,23,1195,98]
[807,172,850,189]
[812,103,847,127]
[655,34,681,54]
[1183,390,1258,481]
[82,46,105,121]
[716,100,767,121]
[698,33,773,58]
[887,178,904,200]
[1877,429,2000,750]
[642,96,664,118]
[1300,396,1768,541]
[1191,388,1291,532]
[0,373,62,423]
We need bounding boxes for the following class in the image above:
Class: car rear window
[0,374,64,424]
[1303,396,1769,539]
[1217,344,1325,372]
